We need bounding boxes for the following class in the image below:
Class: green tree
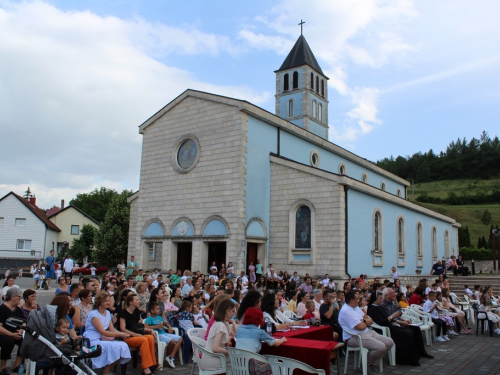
[93,191,132,267]
[70,187,119,223]
[70,224,97,263]
[416,160,431,182]
[481,209,492,227]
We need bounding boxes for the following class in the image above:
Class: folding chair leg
[360,348,368,375]
[389,345,396,366]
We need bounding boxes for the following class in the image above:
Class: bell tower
[275,27,329,139]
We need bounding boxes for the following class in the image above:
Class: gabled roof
[46,207,61,217]
[0,192,61,232]
[276,35,326,76]
[47,204,100,225]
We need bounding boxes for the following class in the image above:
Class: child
[178,300,198,333]
[33,267,40,289]
[39,270,46,289]
[391,266,400,282]
[302,300,316,320]
[90,265,96,277]
[435,292,458,335]
[423,291,449,342]
[397,293,409,308]
[192,303,207,329]
[144,302,183,368]
[55,318,71,346]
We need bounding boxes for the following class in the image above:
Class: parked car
[73,262,108,276]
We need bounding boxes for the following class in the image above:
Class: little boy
[55,318,71,346]
[423,291,448,342]
[144,302,183,368]
[302,300,316,320]
[192,303,207,329]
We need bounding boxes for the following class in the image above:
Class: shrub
[459,247,493,260]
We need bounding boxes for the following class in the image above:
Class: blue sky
[1,0,499,208]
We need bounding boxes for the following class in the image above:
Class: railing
[0,250,43,259]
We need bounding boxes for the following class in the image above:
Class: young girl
[55,318,71,346]
[226,262,235,279]
[479,294,500,335]
[302,300,316,320]
[192,303,208,329]
[248,261,256,283]
[391,266,400,282]
[397,293,409,308]
[178,300,198,333]
[435,292,458,336]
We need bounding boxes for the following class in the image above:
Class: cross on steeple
[298,19,305,35]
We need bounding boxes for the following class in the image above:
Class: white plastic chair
[149,330,167,368]
[283,310,298,320]
[371,322,396,366]
[266,354,325,375]
[190,336,228,375]
[450,292,474,324]
[341,329,382,375]
[228,347,268,375]
[188,328,208,375]
[405,308,434,346]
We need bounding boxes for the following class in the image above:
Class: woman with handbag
[84,291,131,374]
[119,294,160,374]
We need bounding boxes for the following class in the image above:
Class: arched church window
[398,217,405,255]
[373,210,383,253]
[417,223,423,256]
[362,173,368,183]
[312,100,317,118]
[295,206,311,249]
[432,227,437,260]
[316,76,319,93]
[381,182,386,191]
[292,71,299,89]
[310,73,314,90]
[288,100,294,117]
[318,103,322,121]
[321,80,325,96]
[284,73,289,91]
[339,163,346,175]
[444,230,449,258]
[397,188,402,197]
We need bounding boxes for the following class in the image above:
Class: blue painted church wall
[279,92,304,119]
[347,189,455,277]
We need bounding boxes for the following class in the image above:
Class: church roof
[276,35,325,76]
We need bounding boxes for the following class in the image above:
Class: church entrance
[176,242,192,271]
[246,242,258,271]
[207,242,226,273]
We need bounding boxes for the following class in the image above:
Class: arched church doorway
[246,243,258,270]
[177,242,192,271]
[207,242,226,273]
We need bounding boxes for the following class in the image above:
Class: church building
[127,34,460,278]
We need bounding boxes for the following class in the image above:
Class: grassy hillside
[408,179,500,245]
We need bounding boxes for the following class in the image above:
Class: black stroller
[11,305,101,375]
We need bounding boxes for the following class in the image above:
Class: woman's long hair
[261,291,277,318]
[237,290,262,320]
[50,295,71,321]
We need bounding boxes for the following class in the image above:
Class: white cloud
[0,1,268,208]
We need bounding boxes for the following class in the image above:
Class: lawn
[409,178,500,200]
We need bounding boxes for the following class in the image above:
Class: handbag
[133,323,145,335]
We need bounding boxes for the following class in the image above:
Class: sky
[1,0,499,209]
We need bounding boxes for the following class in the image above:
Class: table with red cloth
[259,326,343,375]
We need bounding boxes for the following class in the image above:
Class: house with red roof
[0,191,61,266]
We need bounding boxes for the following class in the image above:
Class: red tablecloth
[276,325,333,341]
[260,337,339,375]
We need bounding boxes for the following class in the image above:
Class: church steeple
[275,34,329,139]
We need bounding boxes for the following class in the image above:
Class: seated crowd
[0,260,497,375]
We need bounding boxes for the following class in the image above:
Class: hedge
[459,247,493,260]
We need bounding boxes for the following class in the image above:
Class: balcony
[0,250,43,259]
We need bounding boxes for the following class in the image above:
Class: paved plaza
[10,277,500,375]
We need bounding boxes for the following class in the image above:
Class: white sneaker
[443,335,450,341]
[166,356,175,368]
[436,336,446,342]
[494,328,500,335]
[448,330,458,336]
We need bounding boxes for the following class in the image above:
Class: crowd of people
[0,257,496,375]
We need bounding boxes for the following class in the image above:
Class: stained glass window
[374,212,381,251]
[177,139,197,169]
[295,206,311,249]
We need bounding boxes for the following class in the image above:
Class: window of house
[71,225,79,235]
[444,230,449,258]
[417,223,423,256]
[374,211,382,252]
[310,150,320,167]
[398,218,405,254]
[316,76,319,93]
[381,182,386,191]
[288,99,294,117]
[362,173,368,183]
[397,188,402,197]
[292,71,299,89]
[312,100,317,118]
[17,239,32,250]
[310,73,314,90]
[295,206,311,249]
[339,163,346,175]
[321,80,325,96]
[284,73,289,91]
[15,218,26,227]
[149,242,156,261]
[432,227,437,261]
[318,103,323,122]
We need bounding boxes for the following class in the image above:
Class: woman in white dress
[200,299,235,371]
[84,292,131,373]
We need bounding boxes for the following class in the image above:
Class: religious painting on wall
[295,205,311,249]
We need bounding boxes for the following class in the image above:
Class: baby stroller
[13,305,101,375]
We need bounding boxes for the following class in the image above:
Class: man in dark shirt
[430,260,446,279]
[457,255,469,276]
[373,288,433,366]
[319,290,340,341]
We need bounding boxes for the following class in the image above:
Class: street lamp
[492,230,500,275]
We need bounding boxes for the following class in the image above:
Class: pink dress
[248,265,256,283]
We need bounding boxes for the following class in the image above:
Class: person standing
[45,249,56,288]
[126,256,138,277]
[255,259,263,280]
[64,256,74,279]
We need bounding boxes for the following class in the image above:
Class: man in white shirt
[236,271,249,288]
[63,256,74,279]
[339,291,394,375]
[152,274,163,288]
[322,274,330,287]
[181,277,194,297]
